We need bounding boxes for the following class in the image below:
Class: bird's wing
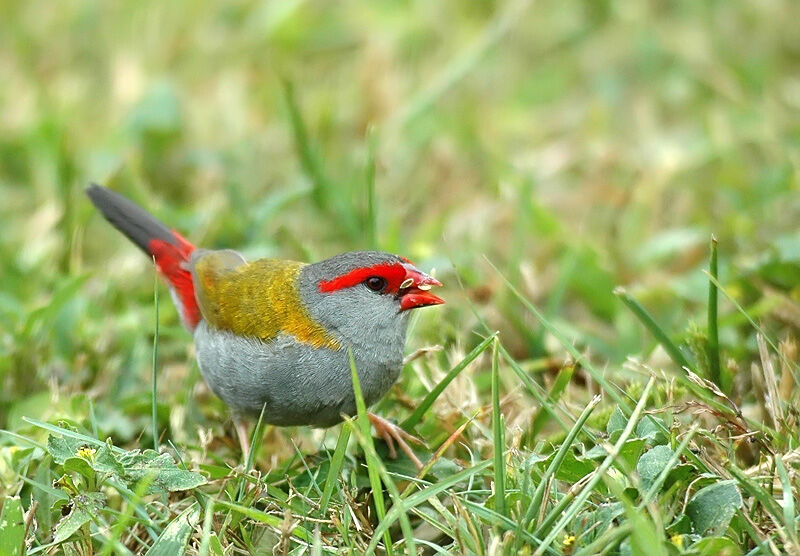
[189,250,340,349]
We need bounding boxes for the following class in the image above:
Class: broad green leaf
[63,457,95,480]
[47,433,84,464]
[637,445,674,492]
[48,433,204,494]
[585,438,645,471]
[32,456,60,532]
[666,463,695,488]
[92,443,126,476]
[0,496,25,556]
[538,449,594,483]
[686,480,742,535]
[119,450,206,493]
[145,503,200,556]
[55,492,106,542]
[580,502,625,547]
[606,407,627,435]
[635,416,665,444]
[690,536,741,556]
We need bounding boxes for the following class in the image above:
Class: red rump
[148,231,201,330]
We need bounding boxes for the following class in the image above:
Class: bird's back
[190,251,340,350]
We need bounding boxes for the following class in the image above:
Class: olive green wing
[189,250,339,348]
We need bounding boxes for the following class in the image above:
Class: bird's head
[298,251,444,349]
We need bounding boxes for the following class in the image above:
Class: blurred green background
[2,0,800,430]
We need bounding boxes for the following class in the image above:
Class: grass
[2,0,800,553]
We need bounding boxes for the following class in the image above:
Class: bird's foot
[234,417,250,462]
[402,345,443,366]
[368,413,425,471]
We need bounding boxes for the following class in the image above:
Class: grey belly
[192,321,401,427]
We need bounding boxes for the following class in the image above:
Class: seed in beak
[399,277,414,289]
[417,283,432,291]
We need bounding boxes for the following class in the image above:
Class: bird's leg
[368,413,425,470]
[234,416,250,461]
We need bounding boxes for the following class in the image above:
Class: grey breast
[192,320,403,427]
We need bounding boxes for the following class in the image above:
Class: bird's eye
[364,276,387,292]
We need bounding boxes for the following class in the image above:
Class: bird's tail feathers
[86,184,202,330]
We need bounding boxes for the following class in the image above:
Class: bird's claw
[368,413,425,471]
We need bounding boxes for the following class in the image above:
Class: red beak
[398,264,445,312]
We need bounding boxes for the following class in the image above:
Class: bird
[85,184,444,468]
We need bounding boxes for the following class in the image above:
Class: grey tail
[86,184,178,255]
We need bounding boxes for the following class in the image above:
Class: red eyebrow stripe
[318,263,407,293]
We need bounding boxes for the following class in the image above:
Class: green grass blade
[449,258,574,434]
[18,475,70,503]
[573,522,632,556]
[534,377,655,554]
[367,459,493,552]
[614,286,746,427]
[775,456,799,547]
[349,348,394,555]
[207,496,313,542]
[88,398,99,440]
[707,236,721,385]
[100,475,155,556]
[198,498,215,556]
[704,271,800,390]
[319,425,351,516]
[402,333,497,430]
[614,287,694,373]
[236,404,268,502]
[528,363,573,440]
[603,473,667,556]
[151,269,160,452]
[21,418,125,453]
[347,420,416,556]
[291,438,324,501]
[487,257,628,409]
[498,344,573,436]
[460,499,544,547]
[344,362,418,555]
[247,405,267,474]
[0,429,47,450]
[521,395,601,533]
[282,79,331,209]
[490,338,505,518]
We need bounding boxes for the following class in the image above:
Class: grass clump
[3,1,800,554]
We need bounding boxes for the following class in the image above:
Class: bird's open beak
[398,264,445,311]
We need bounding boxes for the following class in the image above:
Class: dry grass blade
[758,333,784,428]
